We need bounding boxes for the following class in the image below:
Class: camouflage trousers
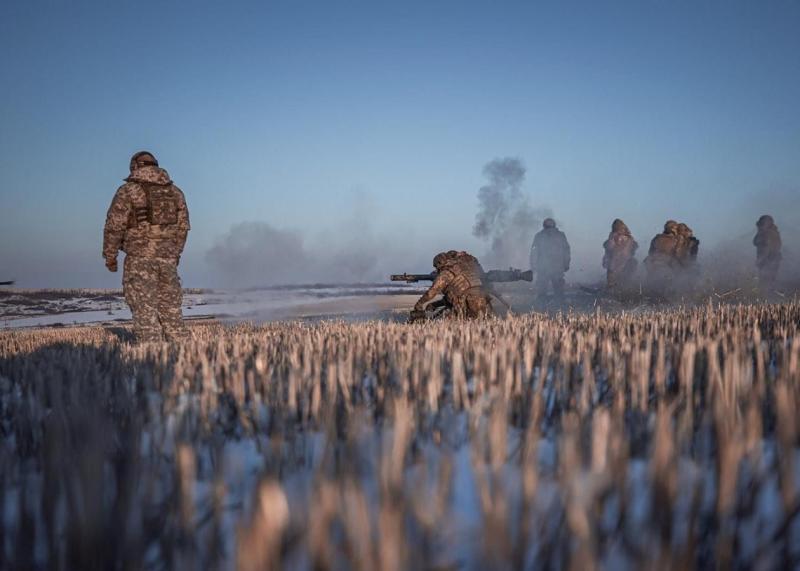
[606,260,637,292]
[644,258,675,299]
[606,269,628,290]
[123,256,188,342]
[451,290,493,319]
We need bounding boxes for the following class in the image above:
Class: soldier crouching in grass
[103,151,190,342]
[409,251,494,323]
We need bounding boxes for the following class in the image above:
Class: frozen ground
[1,280,761,330]
[0,284,427,329]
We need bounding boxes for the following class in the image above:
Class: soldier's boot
[123,257,163,342]
[157,260,189,342]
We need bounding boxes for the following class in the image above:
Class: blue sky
[1,0,799,287]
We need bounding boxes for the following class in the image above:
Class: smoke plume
[205,221,392,287]
[472,157,551,269]
[205,193,420,288]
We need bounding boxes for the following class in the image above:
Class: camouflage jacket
[530,228,570,274]
[754,226,782,266]
[414,256,485,310]
[103,166,190,260]
[602,232,638,273]
[674,237,700,266]
[645,233,679,266]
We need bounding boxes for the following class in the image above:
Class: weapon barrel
[484,269,533,282]
[0,281,14,286]
[390,272,436,283]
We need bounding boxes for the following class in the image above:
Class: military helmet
[664,220,678,234]
[433,252,450,269]
[757,214,775,228]
[677,223,692,237]
[612,218,627,233]
[543,218,556,229]
[129,151,158,172]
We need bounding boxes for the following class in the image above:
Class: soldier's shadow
[0,338,183,570]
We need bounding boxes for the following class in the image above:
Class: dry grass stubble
[2,304,800,569]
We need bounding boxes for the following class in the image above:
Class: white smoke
[205,193,420,287]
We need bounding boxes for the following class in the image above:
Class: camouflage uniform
[413,251,493,320]
[644,221,680,298]
[673,223,700,293]
[103,152,190,342]
[754,215,781,290]
[602,219,638,291]
[530,219,570,297]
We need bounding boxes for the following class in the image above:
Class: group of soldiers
[595,218,698,298]
[411,215,784,321]
[103,151,786,338]
[601,215,782,299]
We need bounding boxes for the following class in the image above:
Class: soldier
[674,223,700,292]
[602,219,638,292]
[644,220,680,299]
[753,214,782,290]
[530,218,570,298]
[674,223,699,265]
[103,151,190,342]
[410,250,493,322]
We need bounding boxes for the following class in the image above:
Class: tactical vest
[755,228,781,262]
[606,234,636,271]
[118,181,187,259]
[650,234,678,256]
[441,260,484,300]
[128,183,180,229]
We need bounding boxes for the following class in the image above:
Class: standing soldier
[103,151,191,342]
[674,223,700,292]
[410,250,493,322]
[644,220,680,299]
[602,219,638,293]
[753,214,782,291]
[530,218,571,298]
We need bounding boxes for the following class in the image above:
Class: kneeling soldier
[410,251,493,322]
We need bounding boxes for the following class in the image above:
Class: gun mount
[390,272,437,283]
[484,268,533,283]
[391,268,532,284]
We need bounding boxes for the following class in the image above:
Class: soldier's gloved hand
[105,256,118,272]
[409,309,427,323]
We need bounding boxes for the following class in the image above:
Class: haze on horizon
[1,1,798,289]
